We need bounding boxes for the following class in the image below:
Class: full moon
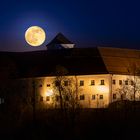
[25,26,46,47]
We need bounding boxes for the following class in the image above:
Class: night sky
[0,0,140,52]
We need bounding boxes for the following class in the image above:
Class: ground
[0,105,140,140]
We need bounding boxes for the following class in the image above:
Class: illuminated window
[64,81,68,86]
[46,96,50,101]
[80,95,85,100]
[80,80,84,86]
[40,97,43,102]
[119,80,122,85]
[47,84,50,87]
[100,80,105,85]
[113,94,116,99]
[112,80,116,85]
[99,95,103,99]
[92,95,96,100]
[91,80,95,85]
[125,80,128,85]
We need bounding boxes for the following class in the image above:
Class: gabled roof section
[48,33,73,44]
[98,47,140,75]
[46,33,75,50]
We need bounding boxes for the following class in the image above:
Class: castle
[0,33,140,108]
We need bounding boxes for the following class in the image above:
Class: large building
[0,33,140,108]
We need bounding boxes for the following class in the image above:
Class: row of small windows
[80,80,105,86]
[39,84,51,87]
[80,95,103,100]
[38,80,105,88]
[39,94,104,102]
[34,79,135,88]
[112,80,134,85]
[40,96,51,102]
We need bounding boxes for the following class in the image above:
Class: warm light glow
[46,89,53,96]
[25,26,46,46]
[98,86,109,93]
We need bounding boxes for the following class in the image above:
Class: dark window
[55,81,60,86]
[47,84,50,87]
[64,81,68,86]
[113,94,116,99]
[112,80,116,85]
[119,80,122,85]
[0,98,4,104]
[55,96,60,101]
[92,95,96,100]
[80,80,84,86]
[46,96,50,101]
[2,98,4,104]
[121,95,123,100]
[40,97,43,102]
[99,95,103,99]
[131,80,134,86]
[100,80,105,85]
[80,95,85,100]
[125,80,128,85]
[65,95,69,101]
[91,80,95,85]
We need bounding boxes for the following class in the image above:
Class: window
[2,98,4,104]
[119,80,122,85]
[40,97,43,102]
[125,80,128,85]
[100,80,105,85]
[99,95,103,99]
[65,95,69,101]
[80,80,84,86]
[0,98,4,104]
[80,95,85,100]
[46,96,50,101]
[55,96,60,101]
[64,81,68,86]
[91,80,95,85]
[47,84,50,87]
[92,95,96,100]
[55,81,60,86]
[113,94,116,99]
[112,80,116,85]
[131,80,134,86]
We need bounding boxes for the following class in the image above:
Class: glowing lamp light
[98,86,109,93]
[46,89,53,96]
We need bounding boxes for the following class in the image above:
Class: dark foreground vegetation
[0,101,140,140]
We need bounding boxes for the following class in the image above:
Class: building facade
[1,33,140,108]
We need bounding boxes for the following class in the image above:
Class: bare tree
[127,63,140,102]
[52,65,81,130]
